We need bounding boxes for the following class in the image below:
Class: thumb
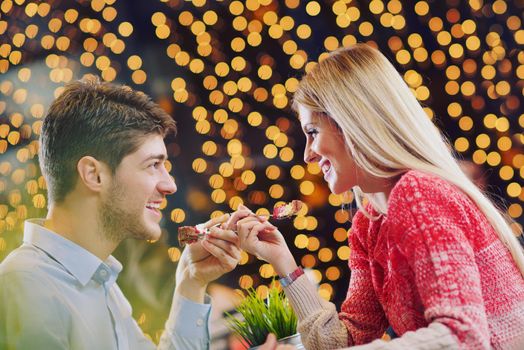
[261,333,277,350]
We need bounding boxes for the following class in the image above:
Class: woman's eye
[306,129,318,137]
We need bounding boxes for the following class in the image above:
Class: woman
[229,44,524,349]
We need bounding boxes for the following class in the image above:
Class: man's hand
[175,214,240,302]
[258,334,297,350]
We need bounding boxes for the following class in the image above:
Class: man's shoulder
[0,247,72,335]
[0,246,69,305]
[1,244,39,271]
[0,244,61,283]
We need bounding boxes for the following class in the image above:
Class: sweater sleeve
[390,175,491,349]
[283,274,351,350]
[341,322,459,350]
[339,212,389,344]
[282,211,388,350]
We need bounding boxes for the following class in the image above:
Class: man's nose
[159,172,177,195]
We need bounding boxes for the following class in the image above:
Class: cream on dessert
[177,226,205,247]
[272,200,304,219]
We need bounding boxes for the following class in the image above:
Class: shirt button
[196,318,204,327]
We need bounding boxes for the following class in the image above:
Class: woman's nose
[304,146,319,164]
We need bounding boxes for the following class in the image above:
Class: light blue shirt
[0,219,211,349]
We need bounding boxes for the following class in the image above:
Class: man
[0,76,240,349]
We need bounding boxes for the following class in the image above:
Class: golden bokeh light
[0,2,522,332]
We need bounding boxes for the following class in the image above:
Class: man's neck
[45,203,120,261]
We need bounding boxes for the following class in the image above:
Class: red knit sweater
[341,170,524,349]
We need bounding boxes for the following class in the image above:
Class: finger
[236,215,267,228]
[242,221,277,256]
[202,213,230,229]
[259,333,277,350]
[201,240,239,271]
[205,236,240,259]
[208,227,239,245]
[240,220,277,234]
[246,222,273,243]
[237,220,264,246]
[238,222,267,254]
[223,208,253,230]
[226,243,242,262]
[238,220,276,238]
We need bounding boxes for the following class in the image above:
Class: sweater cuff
[282,273,324,321]
[347,323,459,350]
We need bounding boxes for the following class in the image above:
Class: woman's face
[299,106,359,195]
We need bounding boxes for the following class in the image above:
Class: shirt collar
[23,219,123,286]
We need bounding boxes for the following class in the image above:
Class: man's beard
[99,181,156,243]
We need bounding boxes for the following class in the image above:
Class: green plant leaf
[224,281,298,347]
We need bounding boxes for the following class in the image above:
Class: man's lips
[145,202,162,216]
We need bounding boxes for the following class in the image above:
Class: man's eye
[150,161,161,168]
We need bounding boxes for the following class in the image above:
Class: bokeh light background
[1,0,523,344]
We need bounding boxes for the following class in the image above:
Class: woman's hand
[258,334,297,350]
[222,204,253,231]
[229,205,298,276]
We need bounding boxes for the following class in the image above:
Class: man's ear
[77,156,110,193]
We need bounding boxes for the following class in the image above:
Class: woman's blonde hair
[292,44,524,277]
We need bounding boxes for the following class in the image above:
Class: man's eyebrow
[142,154,167,163]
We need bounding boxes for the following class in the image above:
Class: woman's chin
[327,179,355,195]
[329,183,347,195]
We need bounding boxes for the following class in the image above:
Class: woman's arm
[233,206,388,349]
[283,273,350,350]
[280,211,389,349]
[386,175,492,349]
[341,323,458,350]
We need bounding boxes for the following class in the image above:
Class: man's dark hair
[39,75,177,204]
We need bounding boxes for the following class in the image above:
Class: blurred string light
[0,0,523,318]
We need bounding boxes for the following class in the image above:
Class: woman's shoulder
[352,206,371,231]
[387,169,481,226]
[389,169,460,204]
[387,169,481,222]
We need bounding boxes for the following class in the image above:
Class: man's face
[99,134,177,242]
